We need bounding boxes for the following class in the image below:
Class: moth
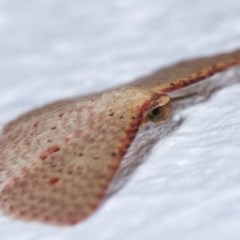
[0,49,240,226]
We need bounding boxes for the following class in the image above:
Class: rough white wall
[0,0,240,239]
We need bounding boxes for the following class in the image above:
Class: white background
[0,0,240,239]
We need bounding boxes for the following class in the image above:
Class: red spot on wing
[40,145,60,160]
[47,177,60,185]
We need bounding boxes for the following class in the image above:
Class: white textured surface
[0,0,240,239]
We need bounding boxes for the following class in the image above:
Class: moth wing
[129,49,240,93]
[0,89,151,225]
[2,93,98,135]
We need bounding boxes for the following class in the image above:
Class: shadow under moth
[0,48,240,226]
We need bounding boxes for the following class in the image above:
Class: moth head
[145,94,172,123]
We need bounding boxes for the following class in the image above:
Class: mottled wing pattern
[1,49,240,226]
[2,93,99,136]
[129,49,240,93]
[0,88,155,225]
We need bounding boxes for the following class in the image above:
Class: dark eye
[146,101,172,123]
[147,106,163,122]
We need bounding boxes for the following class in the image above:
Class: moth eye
[147,106,164,122]
[148,106,162,121]
[146,101,172,123]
